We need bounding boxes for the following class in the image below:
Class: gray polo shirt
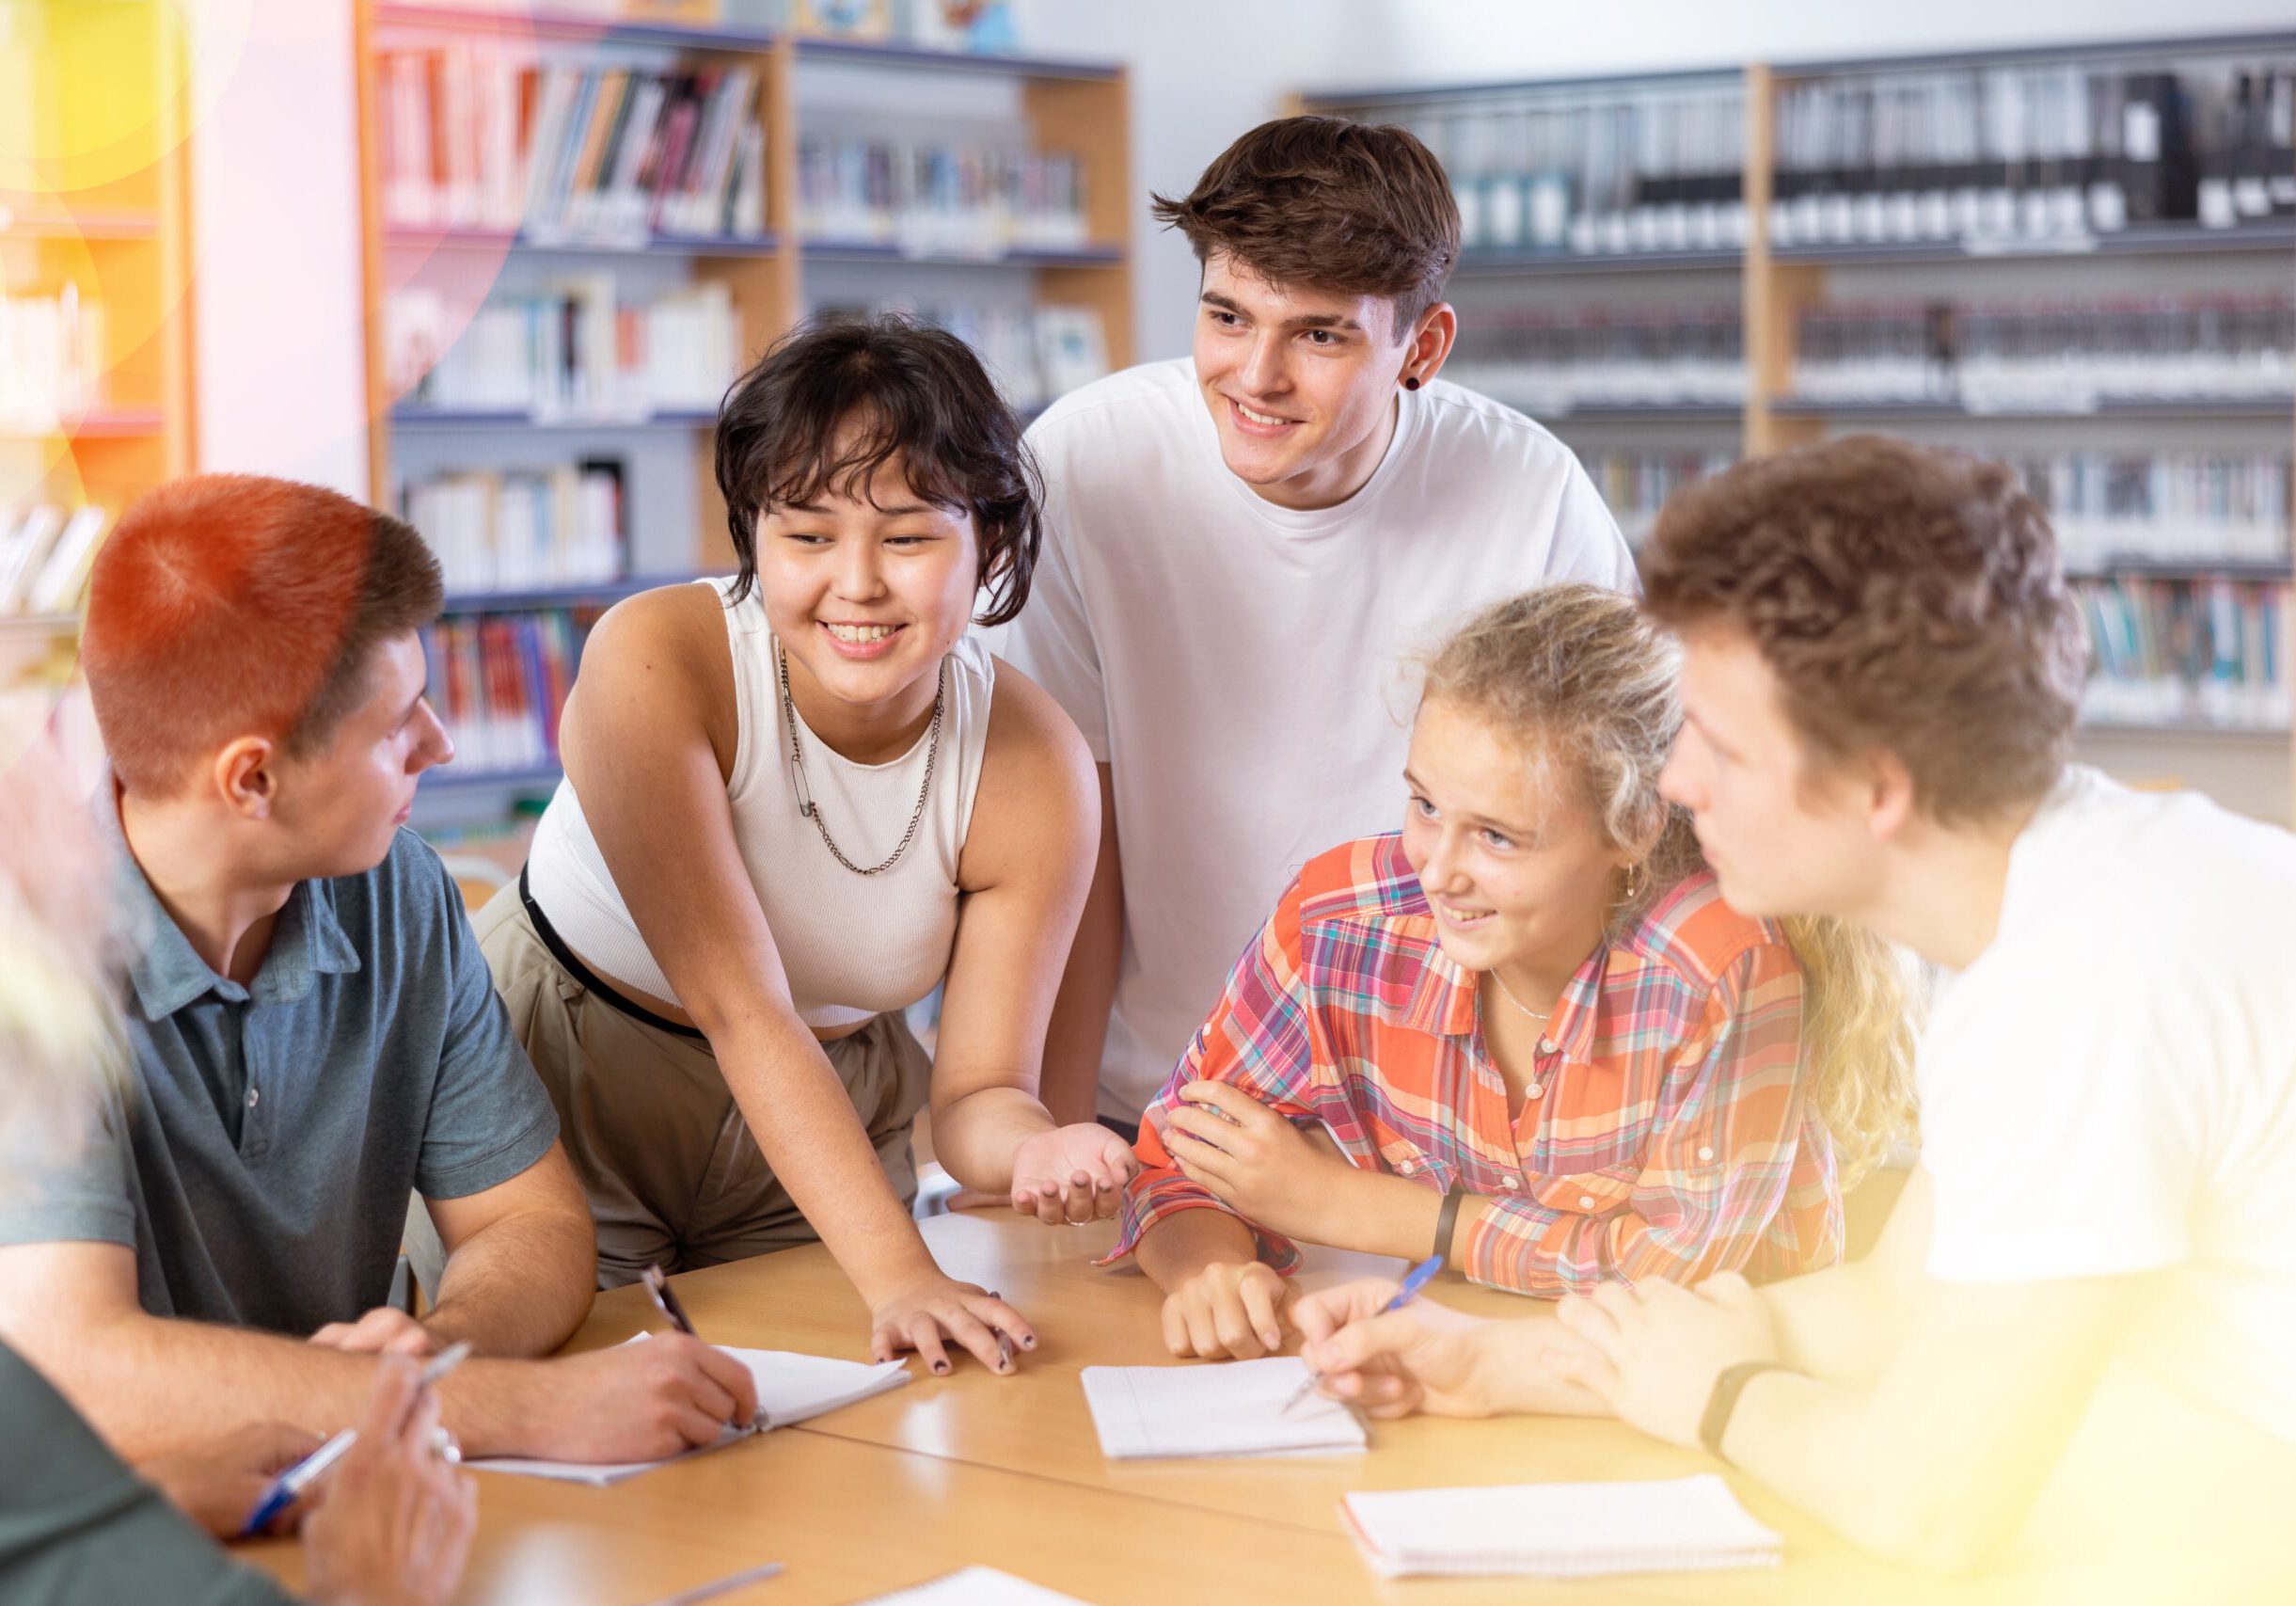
[0,806,560,1337]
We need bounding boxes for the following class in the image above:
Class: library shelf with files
[1304,29,2296,823]
[353,0,1133,830]
[0,0,195,693]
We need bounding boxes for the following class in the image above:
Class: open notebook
[470,1335,910,1485]
[1342,1474,1783,1579]
[1079,1357,1368,1459]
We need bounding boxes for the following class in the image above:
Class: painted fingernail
[933,1360,950,1375]
[1021,1335,1037,1349]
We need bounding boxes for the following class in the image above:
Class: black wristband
[1698,1360,1799,1461]
[1432,1185,1465,1266]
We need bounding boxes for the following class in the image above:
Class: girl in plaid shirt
[1107,584,1918,1360]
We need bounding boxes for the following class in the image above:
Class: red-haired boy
[0,475,757,1464]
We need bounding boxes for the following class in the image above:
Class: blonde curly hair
[1420,584,1919,1186]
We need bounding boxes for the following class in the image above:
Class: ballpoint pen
[1279,1253,1444,1417]
[240,1341,472,1536]
[641,1263,700,1339]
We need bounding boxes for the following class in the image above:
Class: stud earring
[1403,375,1422,391]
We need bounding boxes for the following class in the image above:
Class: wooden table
[241,1211,2137,1606]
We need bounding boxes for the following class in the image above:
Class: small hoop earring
[1402,375,1421,390]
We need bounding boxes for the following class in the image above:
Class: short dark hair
[714,315,1042,628]
[1640,436,2087,824]
[83,475,444,798]
[1150,116,1461,339]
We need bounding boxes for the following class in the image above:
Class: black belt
[518,865,707,1041]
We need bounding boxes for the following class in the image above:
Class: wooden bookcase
[0,0,196,687]
[350,1,1132,826]
[1306,32,2296,824]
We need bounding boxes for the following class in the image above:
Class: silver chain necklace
[777,642,944,877]
[1486,968,1551,1022]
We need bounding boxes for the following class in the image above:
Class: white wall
[186,0,370,496]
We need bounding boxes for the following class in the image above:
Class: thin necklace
[1487,968,1551,1023]
[776,642,944,877]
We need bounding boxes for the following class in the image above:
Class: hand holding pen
[241,1343,471,1536]
[297,1352,478,1606]
[1285,1256,1479,1418]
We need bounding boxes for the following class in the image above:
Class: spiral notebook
[853,1566,1093,1604]
[1341,1474,1783,1579]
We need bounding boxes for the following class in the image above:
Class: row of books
[821,302,1108,415]
[1376,87,1747,256]
[1773,59,2296,246]
[389,278,736,417]
[404,460,627,595]
[2007,453,2291,567]
[0,287,103,430]
[1794,295,2295,408]
[0,503,106,617]
[2077,576,2289,731]
[379,47,768,242]
[1577,450,1734,546]
[796,135,1089,255]
[1446,307,1744,414]
[421,609,590,777]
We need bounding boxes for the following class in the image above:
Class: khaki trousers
[473,882,931,1288]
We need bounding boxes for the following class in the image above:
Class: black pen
[641,1263,700,1339]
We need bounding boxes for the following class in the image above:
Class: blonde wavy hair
[1419,584,1919,1186]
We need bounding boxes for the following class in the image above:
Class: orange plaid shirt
[1106,834,1843,1296]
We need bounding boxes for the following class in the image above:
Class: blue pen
[1280,1253,1445,1417]
[240,1342,470,1536]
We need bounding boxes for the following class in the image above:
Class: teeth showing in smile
[1439,902,1493,925]
[1236,402,1291,426]
[826,623,895,644]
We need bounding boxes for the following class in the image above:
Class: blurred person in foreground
[1292,438,2296,1593]
[0,710,473,1604]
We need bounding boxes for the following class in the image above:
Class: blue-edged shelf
[0,612,78,638]
[0,409,167,439]
[1454,246,1743,277]
[1770,396,2296,421]
[438,578,683,612]
[793,36,1120,81]
[419,762,564,794]
[2079,721,2292,741]
[389,406,718,431]
[0,211,161,242]
[1533,402,1744,423]
[1773,220,2296,266]
[385,226,779,259]
[799,238,1124,268]
[372,4,776,53]
[2066,558,2294,582]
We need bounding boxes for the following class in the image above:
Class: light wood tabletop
[241,1208,2127,1605]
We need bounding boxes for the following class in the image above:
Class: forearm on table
[422,1207,597,1356]
[714,1019,941,1296]
[1758,1257,1904,1383]
[929,1085,1054,1193]
[1133,1206,1260,1293]
[17,1311,390,1461]
[1320,1167,1445,1262]
[1716,1368,1975,1568]
[1461,1308,1615,1416]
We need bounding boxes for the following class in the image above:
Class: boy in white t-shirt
[998,117,1634,1130]
[1291,437,2296,1584]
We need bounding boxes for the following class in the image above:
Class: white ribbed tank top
[524,576,995,1031]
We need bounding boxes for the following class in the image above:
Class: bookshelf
[1306,31,2296,824]
[0,0,196,689]
[351,2,1133,827]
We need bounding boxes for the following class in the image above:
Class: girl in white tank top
[493,316,1132,1375]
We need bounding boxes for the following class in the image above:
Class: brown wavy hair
[1640,435,2086,826]
[1421,584,1920,1186]
[1151,116,1460,339]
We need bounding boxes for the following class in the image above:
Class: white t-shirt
[1919,766,2296,1442]
[992,358,1635,1118]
